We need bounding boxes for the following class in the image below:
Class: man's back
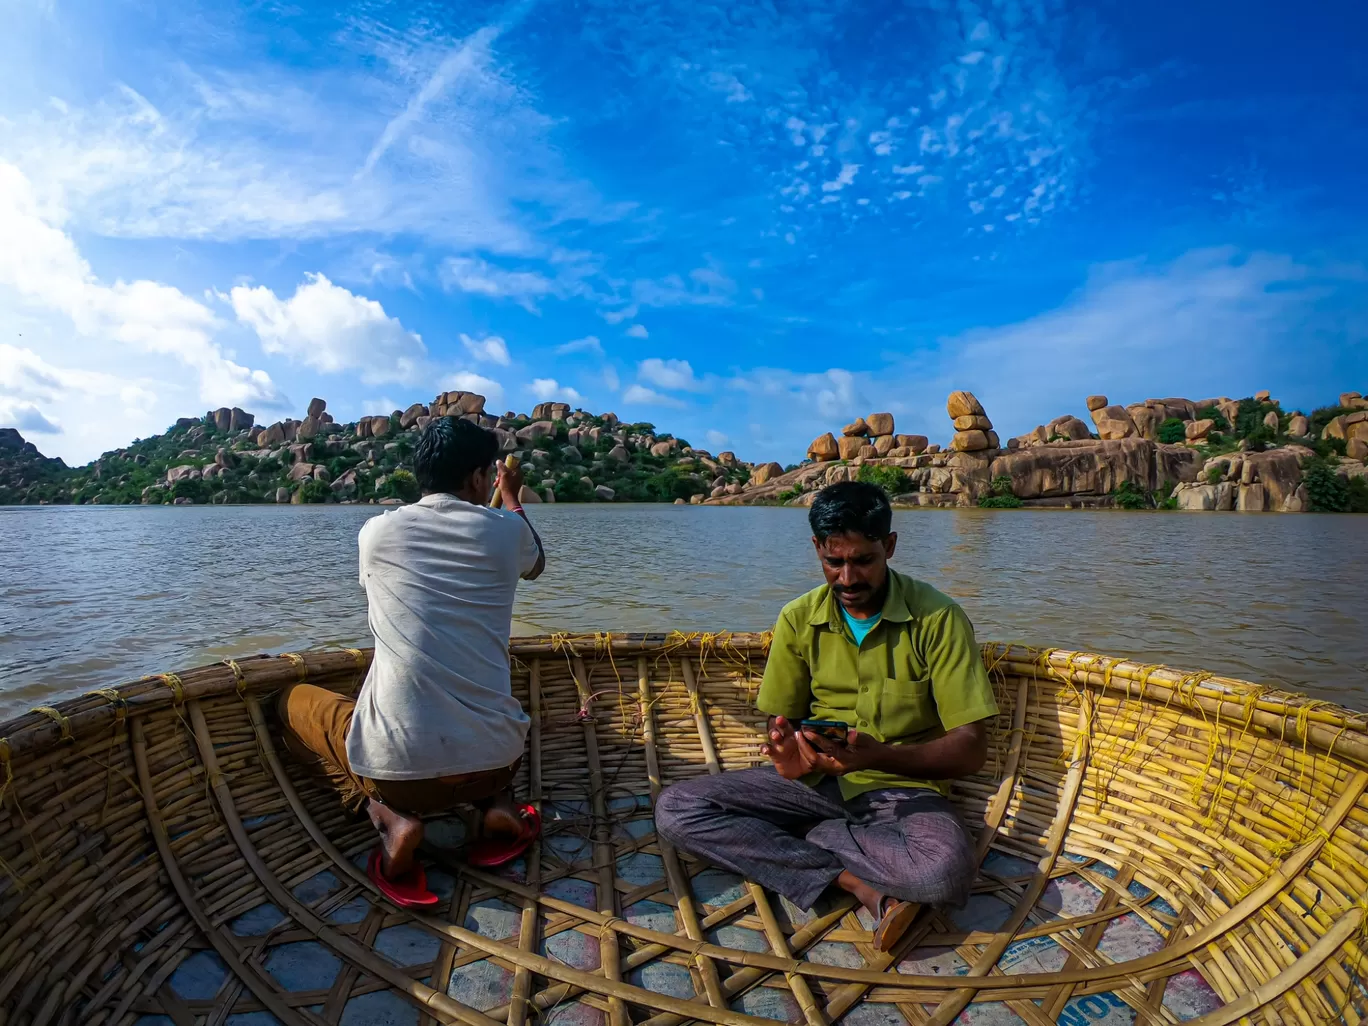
[346,493,541,781]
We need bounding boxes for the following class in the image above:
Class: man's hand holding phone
[761,716,882,777]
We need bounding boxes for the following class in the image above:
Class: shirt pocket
[876,676,936,741]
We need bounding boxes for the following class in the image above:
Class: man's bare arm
[496,460,546,580]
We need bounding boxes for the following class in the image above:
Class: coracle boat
[2,634,1367,1026]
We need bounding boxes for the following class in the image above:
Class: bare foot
[479,793,524,839]
[368,800,424,877]
[835,869,884,919]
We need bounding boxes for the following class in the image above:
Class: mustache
[832,584,870,594]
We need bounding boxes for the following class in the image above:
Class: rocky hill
[722,389,1368,513]
[0,393,753,506]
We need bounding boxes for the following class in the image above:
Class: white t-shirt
[346,493,542,780]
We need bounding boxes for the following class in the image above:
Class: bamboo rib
[3,636,1366,1026]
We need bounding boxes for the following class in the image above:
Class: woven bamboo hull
[2,634,1366,1026]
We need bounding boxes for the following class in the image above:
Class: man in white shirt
[278,416,545,904]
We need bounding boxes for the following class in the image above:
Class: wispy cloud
[530,378,584,404]
[461,333,512,366]
[441,256,556,312]
[638,357,704,391]
[556,335,605,357]
[622,383,685,407]
[625,324,649,339]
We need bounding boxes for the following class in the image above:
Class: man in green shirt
[655,481,998,952]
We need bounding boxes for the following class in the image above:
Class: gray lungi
[654,766,976,910]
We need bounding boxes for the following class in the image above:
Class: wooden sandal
[872,898,918,953]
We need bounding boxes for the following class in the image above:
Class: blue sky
[1,0,1366,464]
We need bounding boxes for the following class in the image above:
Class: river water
[2,504,1365,720]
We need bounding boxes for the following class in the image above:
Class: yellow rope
[159,672,185,704]
[86,688,128,723]
[223,658,247,695]
[281,652,308,681]
[31,706,73,742]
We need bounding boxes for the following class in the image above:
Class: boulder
[172,496,195,505]
[842,417,870,437]
[229,408,254,432]
[751,462,784,486]
[1288,414,1310,437]
[1254,390,1271,403]
[952,414,992,432]
[946,391,985,419]
[718,451,739,467]
[985,430,1000,450]
[1262,410,1280,432]
[1348,438,1368,461]
[673,497,686,505]
[725,483,743,495]
[608,444,630,463]
[166,465,200,483]
[988,438,1198,500]
[1185,419,1214,442]
[1341,391,1363,407]
[1046,416,1092,441]
[297,415,323,440]
[650,440,676,457]
[1237,483,1267,512]
[494,428,517,452]
[331,469,359,496]
[1126,404,1164,441]
[355,418,372,439]
[516,421,556,443]
[837,435,865,460]
[400,403,429,429]
[1326,411,1368,442]
[866,413,894,436]
[307,398,327,419]
[690,493,705,504]
[561,445,583,463]
[210,407,233,432]
[1085,395,1108,412]
[275,487,290,504]
[1241,450,1305,511]
[710,485,726,498]
[893,434,929,454]
[594,484,616,501]
[1173,482,1237,511]
[1090,405,1138,440]
[544,487,556,503]
[263,422,286,445]
[873,435,896,456]
[857,445,878,460]
[369,415,393,438]
[433,391,487,417]
[288,462,317,482]
[950,430,989,452]
[808,433,840,461]
[518,485,542,504]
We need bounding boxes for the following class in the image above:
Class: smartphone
[799,719,850,745]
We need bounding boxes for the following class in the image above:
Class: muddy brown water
[2,504,1365,720]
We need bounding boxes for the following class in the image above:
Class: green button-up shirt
[757,569,999,800]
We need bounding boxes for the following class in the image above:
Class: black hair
[413,416,499,494]
[808,481,893,541]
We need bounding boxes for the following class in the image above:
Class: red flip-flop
[367,847,440,907]
[467,804,541,868]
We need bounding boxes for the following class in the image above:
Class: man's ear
[883,532,898,559]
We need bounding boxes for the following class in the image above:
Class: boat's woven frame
[2,633,1367,1026]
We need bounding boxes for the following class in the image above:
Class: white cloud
[0,401,60,434]
[0,161,280,410]
[622,384,685,407]
[440,371,505,410]
[638,358,703,391]
[231,273,426,385]
[821,163,860,192]
[529,378,584,404]
[603,365,621,392]
[601,305,639,325]
[556,335,605,357]
[705,429,729,448]
[625,324,649,339]
[461,333,511,366]
[441,255,555,313]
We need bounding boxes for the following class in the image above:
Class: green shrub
[1194,406,1230,432]
[1112,479,1149,510]
[382,469,419,503]
[856,464,910,495]
[1156,479,1179,510]
[1348,477,1368,514]
[297,479,331,503]
[554,474,594,502]
[776,486,804,503]
[1303,457,1348,512]
[1157,418,1187,444]
[1206,465,1224,486]
[977,474,1023,509]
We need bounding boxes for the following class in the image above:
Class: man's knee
[653,776,714,844]
[910,817,976,906]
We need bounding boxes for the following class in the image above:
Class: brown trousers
[277,683,520,816]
